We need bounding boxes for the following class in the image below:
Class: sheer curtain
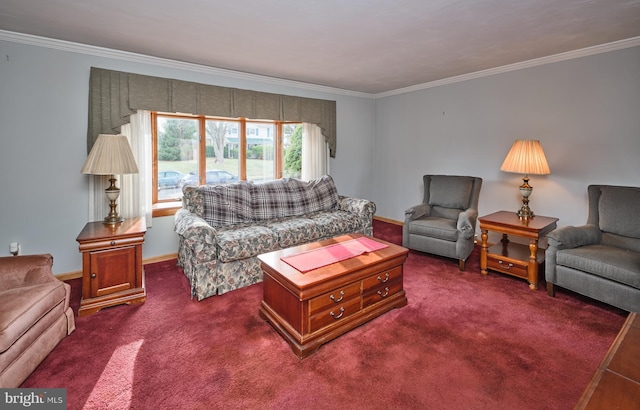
[88,110,152,226]
[301,123,329,181]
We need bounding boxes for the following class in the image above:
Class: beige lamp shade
[81,134,138,224]
[500,139,550,219]
[81,134,139,175]
[500,140,550,175]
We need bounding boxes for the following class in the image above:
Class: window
[152,112,302,215]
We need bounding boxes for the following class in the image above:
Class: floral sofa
[174,175,376,300]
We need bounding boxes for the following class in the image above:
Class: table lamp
[81,134,139,224]
[500,139,550,219]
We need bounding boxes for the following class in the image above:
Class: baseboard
[143,253,179,265]
[56,271,83,282]
[373,215,403,226]
[56,252,179,281]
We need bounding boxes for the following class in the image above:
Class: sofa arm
[338,196,376,217]
[457,208,479,240]
[0,254,56,291]
[338,196,376,236]
[174,209,218,251]
[404,203,430,221]
[546,224,601,250]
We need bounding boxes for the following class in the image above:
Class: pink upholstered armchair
[0,254,75,387]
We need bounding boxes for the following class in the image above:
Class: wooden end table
[76,217,146,316]
[479,211,558,290]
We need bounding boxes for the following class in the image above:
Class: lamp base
[103,214,124,225]
[516,207,535,219]
[517,175,535,219]
[102,176,123,225]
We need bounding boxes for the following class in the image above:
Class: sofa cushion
[556,244,640,288]
[202,182,253,227]
[0,282,67,353]
[407,217,459,242]
[599,186,640,238]
[302,175,340,213]
[429,176,473,209]
[307,210,362,238]
[251,178,302,220]
[262,217,322,248]
[216,225,279,263]
[250,176,339,221]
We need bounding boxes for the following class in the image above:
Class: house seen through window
[153,112,301,204]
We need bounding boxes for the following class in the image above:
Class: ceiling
[1,0,640,94]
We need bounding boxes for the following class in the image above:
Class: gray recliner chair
[545,185,640,312]
[403,175,482,270]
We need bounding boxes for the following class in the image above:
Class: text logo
[1,389,66,409]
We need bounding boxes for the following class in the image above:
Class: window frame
[151,112,296,217]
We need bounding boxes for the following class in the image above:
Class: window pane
[282,124,302,179]
[245,122,275,182]
[157,116,198,198]
[205,119,240,184]
[153,113,299,213]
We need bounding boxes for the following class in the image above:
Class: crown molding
[376,36,640,98]
[0,30,373,99]
[1,30,639,99]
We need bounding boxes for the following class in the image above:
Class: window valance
[87,67,337,157]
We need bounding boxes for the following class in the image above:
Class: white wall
[2,35,638,276]
[0,38,375,274]
[373,46,640,230]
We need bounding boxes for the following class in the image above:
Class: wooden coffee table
[258,234,409,359]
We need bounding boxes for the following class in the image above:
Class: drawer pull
[330,307,345,320]
[91,273,97,279]
[111,241,116,246]
[377,272,390,283]
[377,287,390,298]
[330,290,345,303]
[498,260,513,270]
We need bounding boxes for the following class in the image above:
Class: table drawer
[362,266,402,291]
[309,296,361,333]
[487,255,528,278]
[78,236,143,252]
[362,278,403,308]
[309,282,361,315]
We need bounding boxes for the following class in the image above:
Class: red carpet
[23,220,627,409]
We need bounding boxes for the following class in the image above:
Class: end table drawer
[79,236,144,252]
[487,256,528,278]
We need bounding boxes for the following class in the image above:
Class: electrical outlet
[10,242,19,256]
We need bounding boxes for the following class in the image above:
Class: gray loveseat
[545,184,640,312]
[174,175,376,300]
